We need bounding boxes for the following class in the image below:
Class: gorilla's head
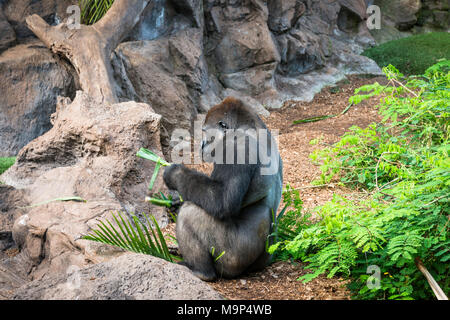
[201,97,268,164]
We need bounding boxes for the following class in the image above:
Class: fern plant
[387,234,423,264]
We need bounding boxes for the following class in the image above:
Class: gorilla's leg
[176,201,271,280]
[176,202,217,281]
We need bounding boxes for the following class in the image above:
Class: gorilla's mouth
[201,136,216,151]
[201,137,217,161]
[201,139,207,150]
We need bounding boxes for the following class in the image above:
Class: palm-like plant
[79,0,115,25]
[82,211,179,262]
[83,148,178,262]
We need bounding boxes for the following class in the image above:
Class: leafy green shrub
[362,32,450,75]
[0,157,15,175]
[270,61,450,299]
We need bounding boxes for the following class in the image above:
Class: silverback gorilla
[163,97,283,281]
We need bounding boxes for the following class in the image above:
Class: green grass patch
[363,32,450,75]
[0,157,15,175]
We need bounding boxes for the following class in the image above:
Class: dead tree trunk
[25,0,149,104]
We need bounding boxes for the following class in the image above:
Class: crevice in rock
[337,6,362,34]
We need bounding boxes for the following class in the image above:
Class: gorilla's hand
[167,190,183,217]
[163,164,183,191]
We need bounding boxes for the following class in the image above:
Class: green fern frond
[387,233,423,263]
[351,224,386,253]
[299,240,358,282]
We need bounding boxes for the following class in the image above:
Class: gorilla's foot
[178,261,217,281]
[192,269,217,282]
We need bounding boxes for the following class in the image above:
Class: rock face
[266,0,380,105]
[0,186,27,233]
[0,41,76,157]
[417,0,449,29]
[13,253,223,300]
[114,0,382,125]
[1,92,168,281]
[200,0,381,107]
[0,8,15,53]
[115,28,207,150]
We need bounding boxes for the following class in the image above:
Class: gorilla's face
[201,118,228,163]
[201,97,259,163]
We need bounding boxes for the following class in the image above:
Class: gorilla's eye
[218,121,228,129]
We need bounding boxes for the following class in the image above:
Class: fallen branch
[293,103,353,125]
[19,196,86,209]
[415,258,448,300]
[375,152,399,191]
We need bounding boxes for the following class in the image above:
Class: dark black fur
[163,97,283,281]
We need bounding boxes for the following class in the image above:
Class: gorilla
[163,97,283,281]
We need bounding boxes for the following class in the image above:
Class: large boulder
[204,0,280,107]
[1,92,168,280]
[0,41,76,157]
[337,0,368,33]
[1,0,76,40]
[213,17,280,74]
[275,29,327,77]
[374,0,422,31]
[13,253,223,300]
[267,0,306,33]
[115,28,208,153]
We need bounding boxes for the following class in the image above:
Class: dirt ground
[164,75,387,300]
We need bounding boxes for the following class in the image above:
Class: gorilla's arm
[163,164,257,220]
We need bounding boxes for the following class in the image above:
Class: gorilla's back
[242,154,283,212]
